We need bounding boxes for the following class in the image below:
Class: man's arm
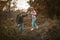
[22,14,28,17]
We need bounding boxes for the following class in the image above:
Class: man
[16,12,27,32]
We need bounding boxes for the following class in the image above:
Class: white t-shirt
[31,10,37,18]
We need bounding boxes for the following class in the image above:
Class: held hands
[17,24,20,27]
[27,11,30,14]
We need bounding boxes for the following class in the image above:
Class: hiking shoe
[31,28,34,31]
[36,26,38,29]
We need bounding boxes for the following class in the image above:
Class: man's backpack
[16,14,20,24]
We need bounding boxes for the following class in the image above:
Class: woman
[30,7,38,31]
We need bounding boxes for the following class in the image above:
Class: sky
[15,0,30,11]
